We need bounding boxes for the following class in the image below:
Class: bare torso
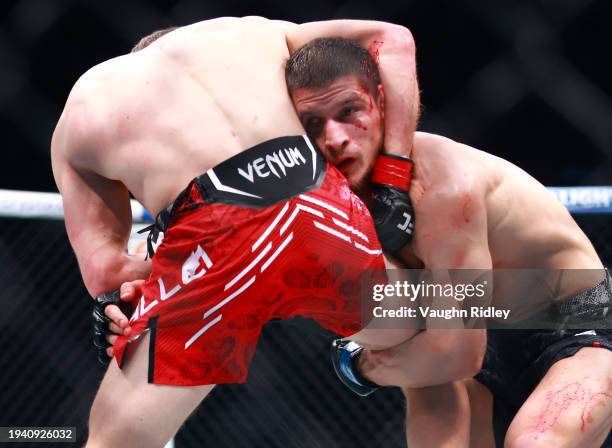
[60,17,304,215]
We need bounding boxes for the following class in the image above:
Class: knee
[504,431,560,448]
[87,416,145,448]
[503,434,533,448]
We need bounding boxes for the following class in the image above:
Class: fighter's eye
[342,107,356,117]
[304,118,323,136]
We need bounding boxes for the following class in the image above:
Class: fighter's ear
[376,84,385,118]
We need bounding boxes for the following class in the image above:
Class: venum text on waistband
[237,147,307,183]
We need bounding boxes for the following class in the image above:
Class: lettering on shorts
[237,147,307,183]
[130,245,213,322]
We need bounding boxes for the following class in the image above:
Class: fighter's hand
[92,281,142,364]
[106,280,144,346]
[369,153,415,253]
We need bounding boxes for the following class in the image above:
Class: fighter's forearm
[54,153,146,297]
[80,244,152,297]
[374,29,419,157]
[359,329,486,388]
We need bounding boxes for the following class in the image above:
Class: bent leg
[87,333,214,448]
[505,347,612,448]
[464,378,496,448]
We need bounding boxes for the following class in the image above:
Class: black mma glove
[369,153,415,253]
[92,290,131,365]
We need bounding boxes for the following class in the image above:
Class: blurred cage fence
[0,187,611,448]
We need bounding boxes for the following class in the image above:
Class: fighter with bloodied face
[285,37,612,448]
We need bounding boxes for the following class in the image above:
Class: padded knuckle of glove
[370,153,415,253]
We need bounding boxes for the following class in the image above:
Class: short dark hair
[285,37,381,98]
[131,27,178,53]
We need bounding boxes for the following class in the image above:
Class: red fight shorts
[114,135,386,386]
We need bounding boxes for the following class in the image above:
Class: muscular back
[56,17,304,215]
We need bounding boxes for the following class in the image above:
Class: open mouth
[336,158,355,173]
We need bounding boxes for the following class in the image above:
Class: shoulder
[414,131,479,169]
[52,56,129,163]
[413,132,485,207]
[66,54,132,118]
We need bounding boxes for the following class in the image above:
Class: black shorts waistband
[142,135,327,258]
[196,135,326,208]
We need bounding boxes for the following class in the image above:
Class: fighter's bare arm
[51,82,151,298]
[281,19,418,156]
[410,178,490,376]
[360,182,490,387]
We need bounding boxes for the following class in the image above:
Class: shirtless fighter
[100,32,612,446]
[52,17,423,447]
[283,38,612,447]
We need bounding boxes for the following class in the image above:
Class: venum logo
[237,147,306,183]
